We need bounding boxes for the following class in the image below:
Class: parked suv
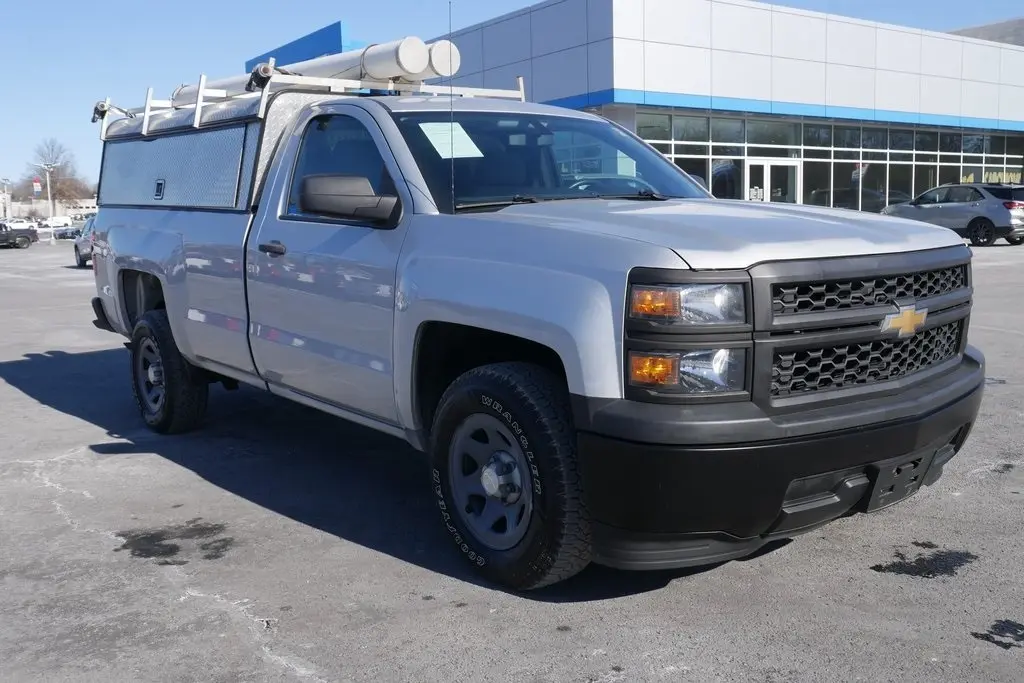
[882,182,1024,246]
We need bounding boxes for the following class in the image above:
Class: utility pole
[32,163,60,218]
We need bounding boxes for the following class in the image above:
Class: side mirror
[299,175,399,225]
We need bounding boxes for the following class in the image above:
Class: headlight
[629,283,745,325]
[629,348,746,394]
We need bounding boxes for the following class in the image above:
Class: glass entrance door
[746,160,801,204]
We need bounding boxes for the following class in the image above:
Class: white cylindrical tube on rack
[171,36,431,107]
[401,40,462,81]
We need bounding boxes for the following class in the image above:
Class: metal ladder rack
[92,58,527,141]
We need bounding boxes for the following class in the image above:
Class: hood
[472,198,963,270]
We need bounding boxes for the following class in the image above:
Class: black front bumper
[572,346,985,571]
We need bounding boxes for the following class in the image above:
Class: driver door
[906,186,950,226]
[246,105,409,424]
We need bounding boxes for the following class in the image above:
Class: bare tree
[20,138,92,202]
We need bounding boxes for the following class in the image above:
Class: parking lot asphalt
[1,240,1022,682]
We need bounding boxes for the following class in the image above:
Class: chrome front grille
[771,264,968,316]
[770,320,964,397]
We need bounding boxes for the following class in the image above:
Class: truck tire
[429,362,591,590]
[1006,236,1024,246]
[129,309,208,434]
[14,236,30,249]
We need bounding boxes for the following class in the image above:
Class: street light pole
[32,163,60,218]
[0,177,10,219]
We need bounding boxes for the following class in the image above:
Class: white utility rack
[91,35,526,141]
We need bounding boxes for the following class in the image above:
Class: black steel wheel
[1005,235,1024,246]
[14,235,30,249]
[129,309,209,434]
[968,218,998,247]
[429,362,591,590]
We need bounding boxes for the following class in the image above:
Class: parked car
[882,182,1024,246]
[74,217,96,267]
[0,222,39,248]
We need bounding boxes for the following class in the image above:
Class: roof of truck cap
[362,95,599,119]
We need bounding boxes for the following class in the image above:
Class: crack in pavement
[6,446,325,682]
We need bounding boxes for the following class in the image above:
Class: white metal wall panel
[962,80,1002,119]
[920,76,962,117]
[645,0,710,49]
[772,57,826,106]
[920,35,963,79]
[875,28,921,74]
[826,64,875,109]
[645,44,710,95]
[1000,85,1024,120]
[711,2,771,56]
[1001,49,1024,87]
[962,41,1002,84]
[771,10,826,62]
[874,70,921,113]
[435,0,1024,126]
[712,51,772,100]
[826,18,876,69]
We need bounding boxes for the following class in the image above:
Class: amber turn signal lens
[630,286,681,318]
[629,353,680,386]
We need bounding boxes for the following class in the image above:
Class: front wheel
[1006,236,1024,246]
[129,309,209,434]
[968,218,998,247]
[14,236,30,249]
[429,362,591,590]
[74,247,87,267]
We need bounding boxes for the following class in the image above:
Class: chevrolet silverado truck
[87,56,985,590]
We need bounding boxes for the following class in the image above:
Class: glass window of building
[673,115,709,142]
[939,166,959,185]
[940,132,962,153]
[803,124,832,147]
[963,134,984,154]
[859,164,887,213]
[889,165,913,204]
[862,128,887,150]
[710,158,744,199]
[962,165,982,183]
[711,118,744,144]
[985,135,1006,155]
[803,161,831,206]
[746,120,799,146]
[915,131,938,151]
[914,164,938,195]
[889,129,914,150]
[1007,135,1024,159]
[674,158,709,187]
[834,126,861,148]
[833,162,860,209]
[636,113,671,141]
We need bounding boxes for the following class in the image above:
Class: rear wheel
[1006,236,1024,246]
[968,218,998,247]
[14,235,30,249]
[129,309,209,434]
[429,362,591,590]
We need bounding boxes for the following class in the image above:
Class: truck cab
[87,38,984,590]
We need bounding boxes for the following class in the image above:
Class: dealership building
[254,0,1024,210]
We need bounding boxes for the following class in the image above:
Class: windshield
[389,110,709,213]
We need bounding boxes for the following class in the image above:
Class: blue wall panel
[245,22,366,72]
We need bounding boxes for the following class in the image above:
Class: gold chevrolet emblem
[881,305,928,337]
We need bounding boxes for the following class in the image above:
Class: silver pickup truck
[89,57,985,590]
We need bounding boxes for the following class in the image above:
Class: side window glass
[916,188,947,205]
[967,188,984,202]
[946,187,969,203]
[287,114,395,217]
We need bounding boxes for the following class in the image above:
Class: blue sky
[2,0,1020,185]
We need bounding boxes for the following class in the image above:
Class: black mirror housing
[299,174,399,225]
